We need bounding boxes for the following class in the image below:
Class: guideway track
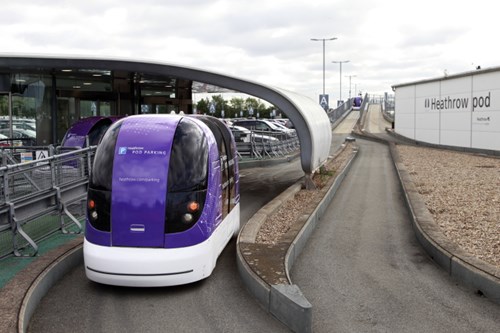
[291,139,499,332]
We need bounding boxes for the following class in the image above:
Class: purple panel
[62,116,105,147]
[111,115,180,247]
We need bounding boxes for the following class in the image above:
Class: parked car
[0,133,10,147]
[229,125,278,143]
[0,128,36,146]
[270,121,296,134]
[0,128,35,139]
[13,122,36,131]
[0,119,36,131]
[232,119,295,138]
[269,118,294,129]
[230,125,251,143]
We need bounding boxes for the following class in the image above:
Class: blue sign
[319,94,329,111]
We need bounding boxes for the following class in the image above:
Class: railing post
[2,168,9,204]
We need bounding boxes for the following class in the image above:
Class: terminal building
[0,56,196,146]
[392,66,500,152]
[0,55,332,175]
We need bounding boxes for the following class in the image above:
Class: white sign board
[394,69,500,151]
[36,150,48,160]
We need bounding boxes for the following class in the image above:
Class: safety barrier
[381,94,395,123]
[328,94,370,124]
[368,93,394,123]
[237,144,359,333]
[327,98,353,123]
[235,130,300,160]
[0,145,95,257]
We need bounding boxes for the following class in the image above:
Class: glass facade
[0,73,51,145]
[0,68,193,146]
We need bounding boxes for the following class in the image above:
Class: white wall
[394,69,500,151]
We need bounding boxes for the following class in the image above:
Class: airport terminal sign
[423,92,491,111]
[394,69,500,151]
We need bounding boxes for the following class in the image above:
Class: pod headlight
[182,213,194,224]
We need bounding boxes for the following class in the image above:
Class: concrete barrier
[17,241,83,333]
[236,146,359,333]
[389,143,500,304]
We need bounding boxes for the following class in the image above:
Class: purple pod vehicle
[61,116,116,148]
[352,96,362,110]
[84,114,240,287]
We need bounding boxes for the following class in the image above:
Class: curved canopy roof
[0,55,331,173]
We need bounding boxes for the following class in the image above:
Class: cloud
[1,0,499,101]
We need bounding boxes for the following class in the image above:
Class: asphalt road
[291,139,500,332]
[27,160,304,333]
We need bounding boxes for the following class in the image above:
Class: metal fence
[327,98,354,123]
[0,145,94,257]
[381,93,395,123]
[235,130,300,159]
[384,94,395,112]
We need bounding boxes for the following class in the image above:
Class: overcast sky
[1,0,497,102]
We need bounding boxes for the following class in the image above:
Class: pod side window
[196,116,236,216]
[88,118,113,146]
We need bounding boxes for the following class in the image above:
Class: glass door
[80,100,112,117]
[56,97,77,144]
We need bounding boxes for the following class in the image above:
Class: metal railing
[380,93,395,123]
[235,130,300,159]
[327,97,354,123]
[0,145,95,257]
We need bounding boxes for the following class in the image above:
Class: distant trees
[0,95,37,119]
[195,95,281,119]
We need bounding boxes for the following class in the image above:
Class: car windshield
[262,121,281,131]
[271,122,289,130]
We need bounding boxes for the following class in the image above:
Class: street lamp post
[332,60,349,104]
[345,74,357,100]
[311,37,337,96]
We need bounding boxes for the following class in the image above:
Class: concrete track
[291,139,499,332]
[366,104,391,134]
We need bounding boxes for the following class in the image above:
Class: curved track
[28,162,304,333]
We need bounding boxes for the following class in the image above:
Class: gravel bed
[397,145,500,267]
[256,143,355,245]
